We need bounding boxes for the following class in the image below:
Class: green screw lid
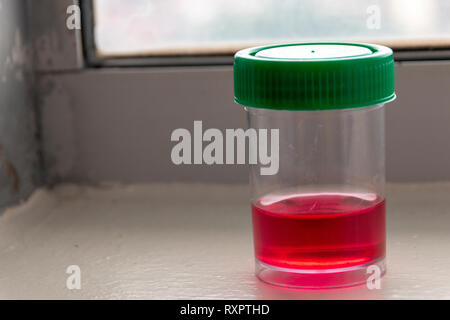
[234,42,396,110]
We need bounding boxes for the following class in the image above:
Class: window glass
[93,0,450,56]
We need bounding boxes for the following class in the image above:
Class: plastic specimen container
[234,42,395,288]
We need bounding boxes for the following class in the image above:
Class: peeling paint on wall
[0,0,41,211]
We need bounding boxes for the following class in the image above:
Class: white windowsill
[0,182,449,299]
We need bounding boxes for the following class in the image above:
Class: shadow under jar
[234,42,396,289]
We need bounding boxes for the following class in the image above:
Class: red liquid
[252,193,385,270]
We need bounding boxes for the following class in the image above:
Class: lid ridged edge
[234,42,396,110]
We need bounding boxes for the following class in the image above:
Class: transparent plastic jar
[234,43,395,288]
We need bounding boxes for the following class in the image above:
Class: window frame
[81,0,450,68]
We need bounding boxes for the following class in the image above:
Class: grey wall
[0,0,40,210]
[26,0,450,185]
[28,0,82,72]
[37,62,450,184]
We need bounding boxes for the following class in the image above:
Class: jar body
[247,105,386,288]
